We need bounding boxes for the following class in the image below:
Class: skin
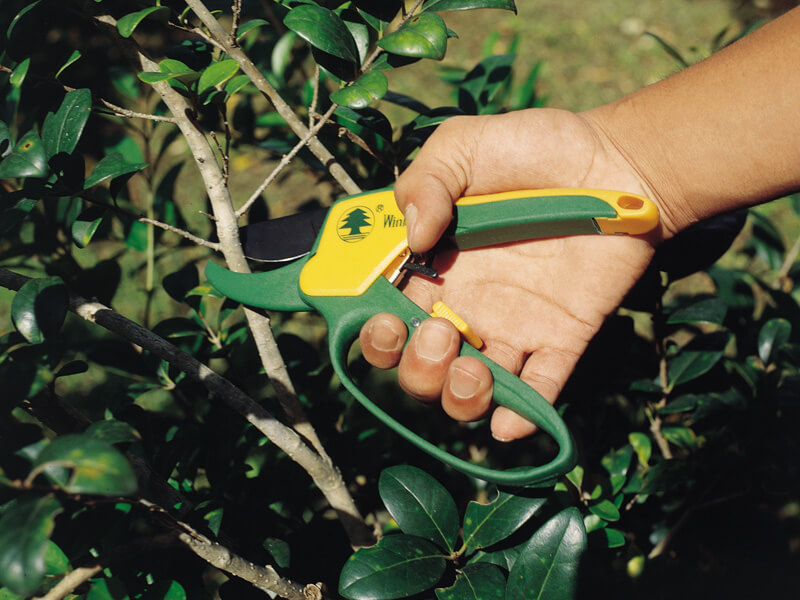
[359,7,800,441]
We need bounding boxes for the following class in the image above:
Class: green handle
[451,194,617,250]
[310,277,577,487]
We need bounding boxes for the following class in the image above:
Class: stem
[651,276,674,460]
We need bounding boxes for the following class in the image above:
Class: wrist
[579,103,697,243]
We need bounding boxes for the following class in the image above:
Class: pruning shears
[205,188,659,486]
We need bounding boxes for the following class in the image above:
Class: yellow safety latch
[430,302,484,349]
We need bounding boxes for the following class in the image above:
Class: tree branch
[0,266,374,548]
[183,0,362,195]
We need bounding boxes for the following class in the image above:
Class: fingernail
[416,320,453,361]
[369,320,403,352]
[404,203,418,245]
[450,367,480,399]
[492,432,514,443]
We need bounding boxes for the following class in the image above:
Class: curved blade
[205,259,311,311]
[240,208,328,262]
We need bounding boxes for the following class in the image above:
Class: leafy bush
[1,1,799,599]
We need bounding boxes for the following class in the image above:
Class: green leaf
[71,208,105,248]
[0,130,48,179]
[423,0,517,12]
[458,53,514,114]
[0,197,38,233]
[588,499,620,522]
[602,528,626,549]
[272,31,298,78]
[667,331,731,390]
[628,433,652,467]
[330,71,388,109]
[87,577,129,600]
[263,537,290,569]
[284,5,359,63]
[565,465,583,490]
[643,31,689,68]
[505,508,587,600]
[41,88,92,159]
[117,6,170,38]
[198,60,240,94]
[33,434,138,496]
[601,445,633,478]
[758,318,791,364]
[84,420,141,445]
[661,426,699,450]
[138,71,178,84]
[378,465,459,553]
[11,276,68,345]
[56,50,82,79]
[0,121,10,157]
[6,1,45,62]
[339,535,446,600]
[435,563,505,600]
[236,18,269,41]
[85,153,147,189]
[224,75,252,99]
[462,490,546,554]
[44,540,70,576]
[666,297,727,325]
[158,59,200,84]
[378,13,448,60]
[355,2,403,36]
[0,495,62,596]
[9,58,29,87]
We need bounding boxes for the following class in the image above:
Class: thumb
[394,117,475,252]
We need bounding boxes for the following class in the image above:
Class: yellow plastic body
[430,302,484,349]
[299,189,407,297]
[455,188,658,235]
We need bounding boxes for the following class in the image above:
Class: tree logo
[337,206,374,242]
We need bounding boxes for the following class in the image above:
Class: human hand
[359,108,668,441]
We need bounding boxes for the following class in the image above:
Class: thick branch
[0,267,374,548]
[183,0,361,195]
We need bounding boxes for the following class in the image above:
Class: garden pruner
[205,188,659,486]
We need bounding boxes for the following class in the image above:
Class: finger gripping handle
[312,278,577,487]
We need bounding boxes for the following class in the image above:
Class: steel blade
[240,207,328,262]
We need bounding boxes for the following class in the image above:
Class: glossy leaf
[667,331,731,390]
[34,434,138,496]
[284,5,359,63]
[628,433,652,467]
[84,420,141,445]
[378,465,459,552]
[0,495,62,596]
[158,59,200,83]
[423,0,517,12]
[589,499,620,522]
[117,6,169,38]
[11,276,68,344]
[225,75,252,99]
[666,297,727,326]
[41,88,91,159]
[237,18,269,41]
[661,426,699,450]
[468,539,525,571]
[462,490,546,554]
[263,538,290,569]
[56,50,82,79]
[435,563,505,600]
[272,31,298,78]
[198,60,240,94]
[0,122,10,157]
[330,71,389,109]
[87,577,129,600]
[378,13,448,60]
[85,153,147,189]
[565,465,584,490]
[758,318,791,364]
[339,535,446,600]
[505,508,587,600]
[355,2,403,36]
[0,130,48,179]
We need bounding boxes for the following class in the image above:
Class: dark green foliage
[0,1,798,599]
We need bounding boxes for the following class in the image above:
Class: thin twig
[138,217,221,250]
[97,98,177,123]
[237,104,337,218]
[309,64,320,128]
[231,0,243,43]
[776,232,800,288]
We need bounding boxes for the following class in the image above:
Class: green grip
[310,277,577,487]
[452,194,618,250]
